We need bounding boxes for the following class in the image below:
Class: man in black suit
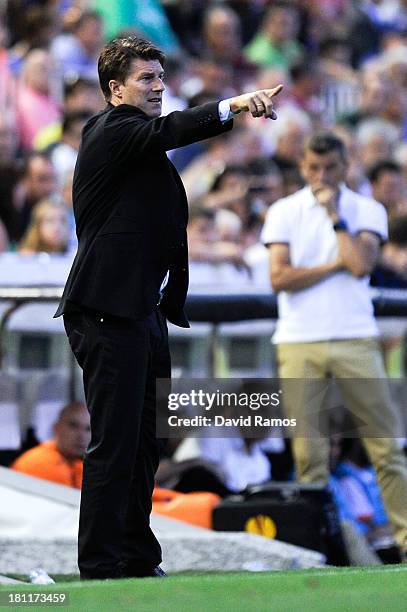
[55,36,282,580]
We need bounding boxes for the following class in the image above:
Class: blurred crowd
[1,0,407,288]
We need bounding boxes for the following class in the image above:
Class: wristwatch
[333,218,348,232]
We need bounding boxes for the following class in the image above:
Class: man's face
[206,11,240,55]
[112,59,165,118]
[372,170,404,211]
[25,50,53,95]
[300,149,347,194]
[54,406,91,461]
[39,206,70,251]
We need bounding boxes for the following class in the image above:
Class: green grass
[2,566,407,612]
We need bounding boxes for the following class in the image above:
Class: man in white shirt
[261,131,407,557]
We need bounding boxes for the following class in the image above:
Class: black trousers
[63,306,170,579]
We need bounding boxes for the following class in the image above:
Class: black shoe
[151,566,167,577]
[80,568,125,581]
[122,564,167,578]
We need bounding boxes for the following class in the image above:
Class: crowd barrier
[0,285,407,377]
[0,288,405,452]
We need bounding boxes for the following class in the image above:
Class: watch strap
[333,218,348,232]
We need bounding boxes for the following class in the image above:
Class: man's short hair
[367,160,402,184]
[57,401,87,423]
[98,37,166,101]
[304,131,347,161]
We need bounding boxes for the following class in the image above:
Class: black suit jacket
[54,101,233,327]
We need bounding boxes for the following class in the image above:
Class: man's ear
[109,79,122,98]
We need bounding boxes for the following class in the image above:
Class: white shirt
[50,142,78,188]
[261,185,388,344]
[198,431,271,492]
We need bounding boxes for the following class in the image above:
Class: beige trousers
[277,337,407,552]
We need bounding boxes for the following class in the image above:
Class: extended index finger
[265,84,284,98]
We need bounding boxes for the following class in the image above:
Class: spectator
[380,44,407,90]
[181,128,239,201]
[332,437,401,562]
[16,152,57,241]
[196,434,272,493]
[160,56,187,116]
[49,110,91,187]
[188,207,247,270]
[50,10,104,82]
[356,118,400,173]
[63,76,104,114]
[368,160,407,220]
[270,106,312,174]
[338,67,391,129]
[318,37,359,121]
[172,379,286,495]
[244,2,303,70]
[202,164,250,216]
[201,6,256,88]
[202,159,281,229]
[347,0,403,67]
[19,199,71,255]
[246,157,284,213]
[0,113,20,241]
[215,208,242,243]
[371,215,407,288]
[318,36,357,82]
[172,424,278,495]
[332,124,368,194]
[12,402,90,489]
[15,48,61,151]
[285,58,323,117]
[193,60,235,99]
[7,5,56,76]
[263,131,407,557]
[341,63,407,137]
